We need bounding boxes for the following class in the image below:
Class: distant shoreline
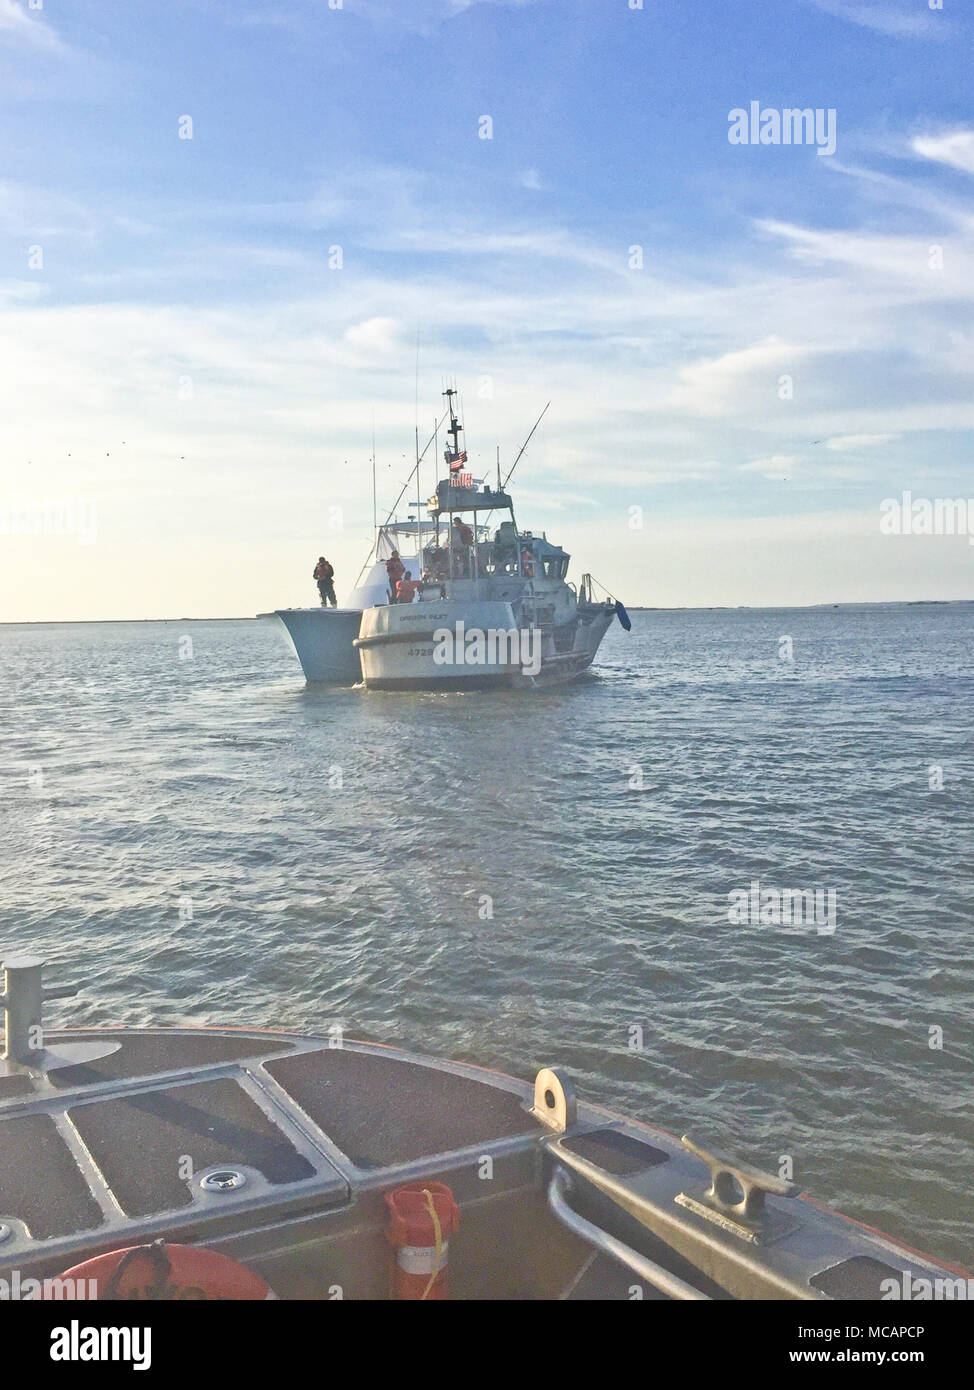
[2,598,972,626]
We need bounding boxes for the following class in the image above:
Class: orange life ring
[47,1240,274,1301]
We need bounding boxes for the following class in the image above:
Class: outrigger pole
[353,409,450,588]
[477,400,552,538]
[502,401,550,489]
[388,409,448,522]
[371,413,377,535]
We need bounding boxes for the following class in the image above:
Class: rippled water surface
[2,604,972,1265]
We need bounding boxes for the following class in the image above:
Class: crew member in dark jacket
[313,557,337,607]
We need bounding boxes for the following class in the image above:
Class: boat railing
[547,1169,711,1300]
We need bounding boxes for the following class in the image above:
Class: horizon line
[2,597,973,626]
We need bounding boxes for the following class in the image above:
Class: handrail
[547,1170,710,1300]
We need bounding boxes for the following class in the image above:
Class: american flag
[446,449,467,472]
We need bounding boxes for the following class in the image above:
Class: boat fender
[385,1181,460,1300]
[46,1240,275,1300]
[615,600,632,631]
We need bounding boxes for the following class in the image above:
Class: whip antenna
[502,402,550,489]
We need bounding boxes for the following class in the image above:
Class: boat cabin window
[542,556,569,579]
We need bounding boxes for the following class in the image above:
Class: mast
[443,385,463,465]
[415,423,421,579]
[415,329,421,576]
[371,414,377,537]
[443,385,464,584]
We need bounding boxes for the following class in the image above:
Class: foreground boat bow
[0,957,963,1300]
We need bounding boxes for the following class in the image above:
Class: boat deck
[0,1028,962,1299]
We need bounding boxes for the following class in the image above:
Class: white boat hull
[356,600,519,689]
[355,599,615,690]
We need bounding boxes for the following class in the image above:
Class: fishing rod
[354,409,450,587]
[502,401,550,489]
[382,407,449,525]
[476,400,552,539]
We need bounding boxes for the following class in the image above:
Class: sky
[1,0,973,619]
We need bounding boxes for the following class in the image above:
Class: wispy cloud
[740,454,798,480]
[351,0,540,34]
[826,433,899,451]
[757,218,974,299]
[806,0,946,39]
[912,130,974,177]
[670,339,809,418]
[448,0,539,11]
[0,181,96,240]
[0,0,64,52]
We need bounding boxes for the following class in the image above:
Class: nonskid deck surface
[0,1029,548,1272]
[0,1027,963,1299]
[262,1048,536,1168]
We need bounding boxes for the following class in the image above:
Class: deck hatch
[68,1078,316,1218]
[810,1255,907,1300]
[265,1048,537,1168]
[558,1130,670,1177]
[0,1113,104,1239]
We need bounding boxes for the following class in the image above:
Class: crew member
[395,570,420,603]
[520,547,535,578]
[451,517,474,576]
[313,556,337,607]
[386,550,405,600]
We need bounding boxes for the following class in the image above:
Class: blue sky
[1,0,973,618]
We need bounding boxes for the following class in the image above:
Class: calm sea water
[1,605,972,1265]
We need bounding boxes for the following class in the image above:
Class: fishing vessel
[0,953,966,1301]
[267,388,628,689]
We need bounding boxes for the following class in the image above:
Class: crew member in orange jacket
[395,571,420,604]
[451,517,474,576]
[386,550,405,600]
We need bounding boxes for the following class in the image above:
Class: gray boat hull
[269,608,363,684]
